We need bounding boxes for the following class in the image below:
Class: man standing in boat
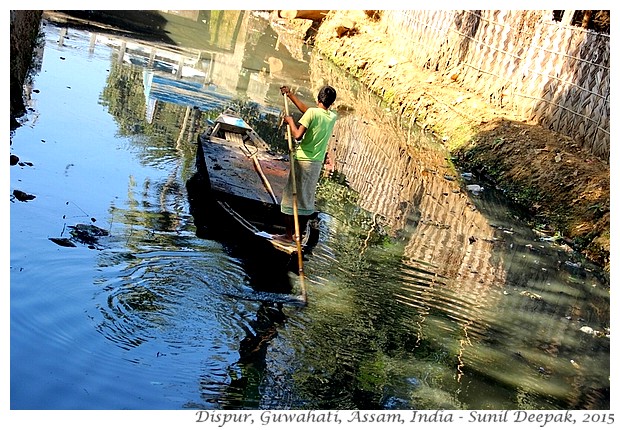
[278,84,338,243]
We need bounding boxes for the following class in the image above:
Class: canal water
[10,11,610,412]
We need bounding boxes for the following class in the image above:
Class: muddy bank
[455,119,609,269]
[304,10,610,270]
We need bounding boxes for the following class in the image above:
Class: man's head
[317,85,337,108]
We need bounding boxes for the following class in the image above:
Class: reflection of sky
[10,25,159,249]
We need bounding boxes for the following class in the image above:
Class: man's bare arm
[281,86,308,113]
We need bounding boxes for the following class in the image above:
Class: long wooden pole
[250,154,278,204]
[283,94,307,304]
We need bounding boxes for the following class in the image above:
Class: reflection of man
[277,84,338,243]
[238,302,286,364]
[222,302,286,408]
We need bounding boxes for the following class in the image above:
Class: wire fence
[381,10,610,159]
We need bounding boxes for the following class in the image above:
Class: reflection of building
[80,11,293,122]
[329,110,503,286]
[142,71,234,123]
[111,37,280,122]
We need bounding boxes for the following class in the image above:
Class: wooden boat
[192,110,317,269]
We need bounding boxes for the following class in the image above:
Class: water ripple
[91,247,252,365]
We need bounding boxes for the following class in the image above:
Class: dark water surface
[10,11,610,413]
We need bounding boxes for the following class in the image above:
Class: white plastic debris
[466,184,484,195]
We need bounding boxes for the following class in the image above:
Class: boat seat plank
[224,131,244,145]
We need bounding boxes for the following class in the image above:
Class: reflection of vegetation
[202,10,245,48]
[281,177,426,408]
[100,64,147,135]
[316,177,386,247]
[119,286,165,312]
[226,99,285,153]
[357,355,387,391]
[99,60,287,179]
[276,172,478,409]
[100,62,204,177]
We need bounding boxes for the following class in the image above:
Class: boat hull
[190,111,318,283]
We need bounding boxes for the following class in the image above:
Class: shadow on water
[186,170,306,408]
[186,171,294,295]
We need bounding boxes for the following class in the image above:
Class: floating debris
[49,237,77,247]
[466,184,484,195]
[538,366,552,376]
[69,223,109,246]
[538,234,560,242]
[564,260,582,269]
[49,224,109,249]
[12,189,36,201]
[579,326,608,338]
[520,291,543,301]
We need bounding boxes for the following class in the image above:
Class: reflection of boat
[192,110,317,276]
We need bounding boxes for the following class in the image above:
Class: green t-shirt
[295,107,337,161]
